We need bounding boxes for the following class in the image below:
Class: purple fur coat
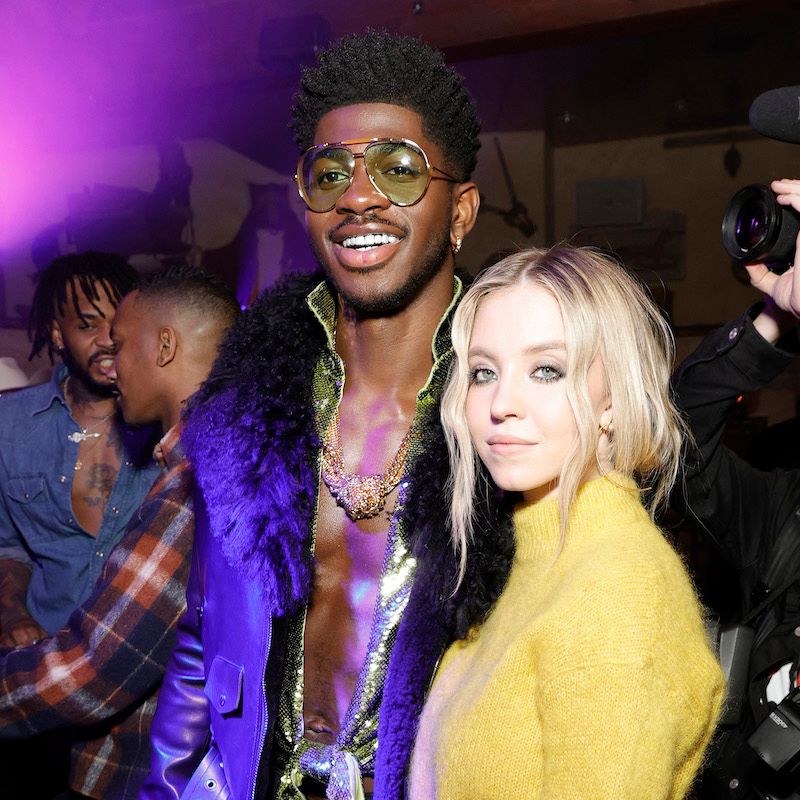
[147,273,514,800]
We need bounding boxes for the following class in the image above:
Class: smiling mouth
[340,233,400,250]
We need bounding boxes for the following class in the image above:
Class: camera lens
[722,184,800,272]
[734,196,768,250]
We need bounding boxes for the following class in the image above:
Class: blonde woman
[409,245,724,800]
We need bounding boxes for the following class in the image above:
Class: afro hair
[290,30,481,181]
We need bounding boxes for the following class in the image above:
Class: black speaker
[259,14,331,81]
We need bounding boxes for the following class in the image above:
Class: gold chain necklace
[321,411,412,521]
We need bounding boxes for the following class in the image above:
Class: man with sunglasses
[142,30,513,800]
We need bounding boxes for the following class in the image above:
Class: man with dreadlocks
[0,265,239,800]
[143,31,512,800]
[0,252,159,649]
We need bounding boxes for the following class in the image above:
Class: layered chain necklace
[321,410,413,521]
[67,415,114,444]
[65,377,114,443]
[64,376,115,470]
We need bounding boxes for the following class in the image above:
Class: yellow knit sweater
[409,474,724,800]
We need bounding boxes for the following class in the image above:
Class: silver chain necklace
[64,376,114,443]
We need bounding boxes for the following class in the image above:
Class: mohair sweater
[409,474,725,800]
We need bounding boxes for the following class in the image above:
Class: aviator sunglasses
[295,137,458,213]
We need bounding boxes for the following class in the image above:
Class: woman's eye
[469,367,496,384]
[532,364,564,382]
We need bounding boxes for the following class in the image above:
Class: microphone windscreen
[749,86,800,144]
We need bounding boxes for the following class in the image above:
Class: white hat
[0,357,30,391]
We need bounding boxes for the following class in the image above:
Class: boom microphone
[748,85,800,144]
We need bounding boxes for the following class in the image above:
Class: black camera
[722,184,800,273]
[750,686,800,775]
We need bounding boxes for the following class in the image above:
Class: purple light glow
[0,1,309,324]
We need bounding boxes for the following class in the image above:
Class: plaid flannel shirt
[0,423,194,800]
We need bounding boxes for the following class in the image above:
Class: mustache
[89,350,115,365]
[328,213,408,238]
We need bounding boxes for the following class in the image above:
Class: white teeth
[341,233,399,249]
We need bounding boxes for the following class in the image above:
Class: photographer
[674,179,800,799]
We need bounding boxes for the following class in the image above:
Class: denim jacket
[0,364,159,633]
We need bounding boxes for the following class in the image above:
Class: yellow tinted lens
[302,147,354,211]
[364,142,429,205]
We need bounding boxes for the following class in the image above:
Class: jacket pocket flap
[7,475,45,504]
[205,656,243,716]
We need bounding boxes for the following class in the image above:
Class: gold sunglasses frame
[294,137,458,213]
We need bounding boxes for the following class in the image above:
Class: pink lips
[91,354,116,379]
[330,221,405,270]
[333,240,399,269]
[486,436,535,455]
[487,435,533,446]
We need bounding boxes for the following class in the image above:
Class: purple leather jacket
[140,490,269,799]
[139,275,513,800]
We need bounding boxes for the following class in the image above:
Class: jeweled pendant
[328,475,386,521]
[68,430,101,443]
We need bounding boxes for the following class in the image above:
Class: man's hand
[0,559,47,648]
[0,613,47,648]
[747,179,800,343]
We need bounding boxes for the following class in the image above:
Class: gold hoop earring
[451,236,462,255]
[595,438,610,477]
[595,420,614,477]
[595,426,651,494]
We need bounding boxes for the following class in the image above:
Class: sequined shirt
[272,276,463,799]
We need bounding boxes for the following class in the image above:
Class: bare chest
[302,487,393,739]
[70,426,123,536]
[301,393,414,736]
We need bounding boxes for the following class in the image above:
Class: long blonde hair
[441,245,688,587]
